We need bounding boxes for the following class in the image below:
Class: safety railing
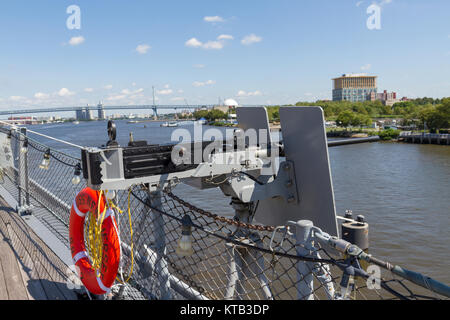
[0,125,449,300]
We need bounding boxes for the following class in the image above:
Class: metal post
[225,198,274,300]
[233,246,246,300]
[15,128,30,215]
[224,242,238,300]
[14,129,22,208]
[252,236,274,300]
[148,190,172,299]
[20,128,30,210]
[294,220,314,300]
[10,128,20,199]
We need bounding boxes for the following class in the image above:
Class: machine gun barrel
[277,136,380,156]
[326,136,380,147]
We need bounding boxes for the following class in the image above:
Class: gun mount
[81,107,379,235]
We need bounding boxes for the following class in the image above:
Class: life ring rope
[69,188,122,295]
[70,187,135,296]
[115,188,134,285]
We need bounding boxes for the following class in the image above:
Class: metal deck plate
[254,107,338,236]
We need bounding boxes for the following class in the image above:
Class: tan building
[332,74,378,102]
[212,105,230,113]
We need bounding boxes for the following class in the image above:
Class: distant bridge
[0,104,215,118]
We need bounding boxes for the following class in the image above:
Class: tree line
[193,109,229,121]
[265,97,450,132]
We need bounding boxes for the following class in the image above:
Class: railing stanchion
[21,128,31,210]
[148,190,172,299]
[16,128,31,215]
[224,242,238,299]
[294,220,314,300]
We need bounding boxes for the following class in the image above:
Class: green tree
[193,110,209,120]
[336,110,355,128]
[266,106,280,121]
[206,109,227,121]
[417,101,450,132]
[357,114,372,127]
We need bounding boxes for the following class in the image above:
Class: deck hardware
[39,149,51,170]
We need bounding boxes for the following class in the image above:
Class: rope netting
[0,127,448,300]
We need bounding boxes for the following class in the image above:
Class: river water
[25,120,450,284]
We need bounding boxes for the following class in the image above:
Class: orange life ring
[69,187,121,295]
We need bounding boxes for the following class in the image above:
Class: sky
[0,0,449,115]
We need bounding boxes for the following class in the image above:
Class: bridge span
[0,104,215,118]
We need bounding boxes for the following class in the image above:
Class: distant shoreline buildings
[332,73,407,106]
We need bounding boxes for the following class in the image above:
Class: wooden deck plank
[0,211,60,300]
[6,223,46,300]
[0,215,30,301]
[0,249,8,300]
[0,198,78,300]
[0,236,29,300]
[6,223,35,300]
[0,211,10,300]
[1,210,77,300]
[7,212,78,300]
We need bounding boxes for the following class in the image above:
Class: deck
[0,196,78,300]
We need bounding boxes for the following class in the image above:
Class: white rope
[336,216,355,223]
[25,129,87,150]
[0,119,86,150]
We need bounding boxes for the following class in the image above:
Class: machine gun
[81,107,379,235]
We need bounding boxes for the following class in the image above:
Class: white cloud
[9,96,26,101]
[177,89,184,94]
[192,81,204,87]
[202,41,224,50]
[136,44,151,54]
[84,88,94,93]
[106,94,126,101]
[58,88,75,97]
[185,34,233,50]
[237,90,262,97]
[204,16,224,23]
[171,97,185,102]
[356,1,364,7]
[157,89,173,95]
[217,34,234,40]
[192,80,216,87]
[121,88,144,95]
[361,63,372,71]
[34,92,50,99]
[241,34,263,45]
[104,84,113,90]
[69,36,85,46]
[193,64,206,69]
[185,38,203,48]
